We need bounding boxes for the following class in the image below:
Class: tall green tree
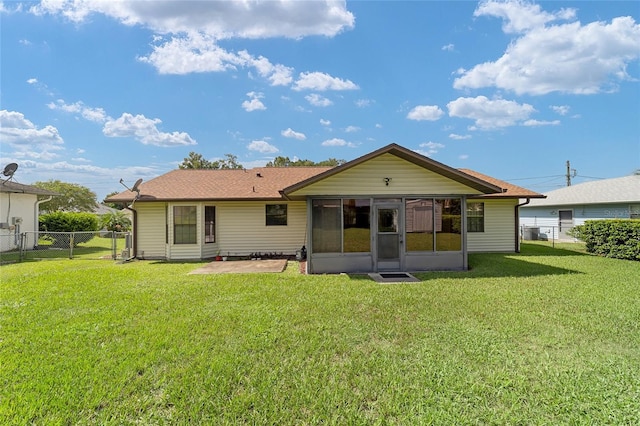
[212,153,243,169]
[266,156,345,167]
[179,152,243,170]
[179,152,215,169]
[34,180,98,213]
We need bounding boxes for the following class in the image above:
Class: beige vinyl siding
[135,203,167,259]
[289,153,483,197]
[216,201,307,256]
[467,199,517,252]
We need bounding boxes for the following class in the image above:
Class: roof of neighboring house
[460,169,546,199]
[105,167,333,203]
[523,174,640,207]
[0,180,58,196]
[104,144,544,203]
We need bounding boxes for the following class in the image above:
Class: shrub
[572,220,640,261]
[39,211,99,248]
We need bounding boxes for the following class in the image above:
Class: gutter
[124,203,137,259]
[514,198,531,253]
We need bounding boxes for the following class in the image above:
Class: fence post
[19,232,25,262]
[69,232,74,259]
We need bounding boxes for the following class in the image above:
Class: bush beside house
[571,219,640,261]
[39,212,99,248]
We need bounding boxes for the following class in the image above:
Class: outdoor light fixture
[383,177,391,186]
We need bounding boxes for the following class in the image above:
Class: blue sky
[1,0,639,201]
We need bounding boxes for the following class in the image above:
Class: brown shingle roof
[104,167,333,203]
[459,169,545,199]
[0,181,58,196]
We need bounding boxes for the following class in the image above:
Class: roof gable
[282,143,504,197]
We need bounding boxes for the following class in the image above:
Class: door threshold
[368,272,420,283]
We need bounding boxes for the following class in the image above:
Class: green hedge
[39,211,99,232]
[572,220,640,261]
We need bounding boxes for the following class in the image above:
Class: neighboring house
[105,143,544,273]
[0,180,57,252]
[520,174,640,240]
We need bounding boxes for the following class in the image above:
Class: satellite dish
[2,163,18,177]
[131,178,143,193]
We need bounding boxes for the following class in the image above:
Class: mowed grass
[1,244,639,424]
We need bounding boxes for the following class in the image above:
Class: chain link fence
[0,231,132,263]
[521,225,579,248]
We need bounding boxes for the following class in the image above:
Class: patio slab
[188,259,288,274]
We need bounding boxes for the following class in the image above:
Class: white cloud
[355,99,373,108]
[321,138,356,148]
[0,110,64,150]
[523,119,560,127]
[550,105,570,116]
[248,140,278,154]
[103,113,196,146]
[305,93,333,107]
[33,1,353,85]
[30,0,355,38]
[26,78,38,84]
[281,128,306,140]
[447,96,535,130]
[449,133,472,140]
[47,99,109,123]
[474,0,576,34]
[242,92,266,112]
[459,154,469,160]
[345,126,360,133]
[456,3,640,96]
[442,43,455,51]
[416,142,445,157]
[320,119,331,126]
[294,72,359,91]
[407,105,444,121]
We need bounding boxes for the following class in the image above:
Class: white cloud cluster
[47,99,196,147]
[31,0,354,38]
[103,113,196,146]
[447,96,535,130]
[305,94,333,107]
[281,128,306,141]
[417,142,445,157]
[0,110,64,157]
[248,140,278,154]
[456,2,640,95]
[407,105,444,121]
[242,92,267,112]
[321,138,356,148]
[32,0,357,92]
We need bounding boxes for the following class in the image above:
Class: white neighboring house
[520,174,640,241]
[0,181,57,252]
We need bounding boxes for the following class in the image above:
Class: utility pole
[566,161,577,186]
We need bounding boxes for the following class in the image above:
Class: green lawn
[1,244,639,424]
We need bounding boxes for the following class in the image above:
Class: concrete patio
[188,259,289,274]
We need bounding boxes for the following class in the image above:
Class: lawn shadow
[518,242,589,257]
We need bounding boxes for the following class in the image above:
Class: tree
[212,153,243,169]
[265,156,345,167]
[104,191,125,210]
[34,180,98,213]
[179,152,243,170]
[179,152,215,169]
[100,210,132,232]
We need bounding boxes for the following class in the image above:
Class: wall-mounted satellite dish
[1,163,18,183]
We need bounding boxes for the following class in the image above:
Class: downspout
[34,196,53,248]
[515,198,530,253]
[125,202,137,259]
